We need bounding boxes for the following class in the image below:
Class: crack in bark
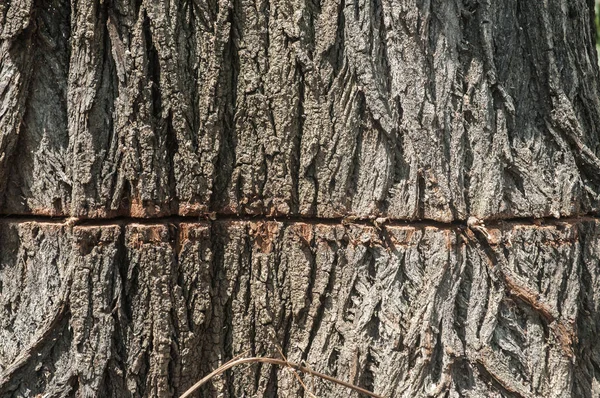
[0,212,597,230]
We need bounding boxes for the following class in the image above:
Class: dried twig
[179,356,384,398]
[273,345,317,398]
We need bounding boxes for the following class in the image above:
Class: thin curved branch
[179,356,385,398]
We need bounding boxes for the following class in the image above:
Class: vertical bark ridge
[1,0,597,220]
[0,218,599,396]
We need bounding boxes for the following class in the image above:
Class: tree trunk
[1,0,600,397]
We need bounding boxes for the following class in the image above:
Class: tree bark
[0,0,599,397]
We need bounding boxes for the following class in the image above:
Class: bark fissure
[0,213,596,229]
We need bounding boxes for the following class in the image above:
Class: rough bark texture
[0,0,599,220]
[0,219,600,397]
[1,0,600,397]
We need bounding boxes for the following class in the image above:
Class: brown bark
[1,0,600,397]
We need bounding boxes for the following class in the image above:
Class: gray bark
[0,0,600,397]
[1,219,600,397]
[0,0,599,220]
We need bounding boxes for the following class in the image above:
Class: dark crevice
[243,234,253,314]
[203,222,228,396]
[373,0,391,95]
[301,248,338,362]
[223,298,235,397]
[347,118,363,207]
[574,233,600,396]
[452,358,474,392]
[455,251,472,349]
[121,249,138,324]
[263,361,278,397]
[66,373,80,398]
[164,110,179,212]
[210,2,240,210]
[133,0,143,19]
[291,60,305,214]
[137,329,152,397]
[417,170,426,220]
[556,244,574,317]
[504,165,526,198]
[143,14,162,119]
[185,0,200,147]
[112,224,129,386]
[328,0,345,79]
[357,349,378,396]
[296,233,317,326]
